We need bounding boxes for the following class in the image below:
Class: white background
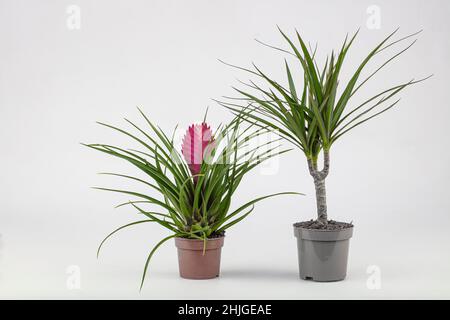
[0,0,449,299]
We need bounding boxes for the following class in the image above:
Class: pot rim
[293,225,354,232]
[293,224,354,241]
[175,235,225,241]
[175,236,225,250]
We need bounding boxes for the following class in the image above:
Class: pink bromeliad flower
[181,123,215,178]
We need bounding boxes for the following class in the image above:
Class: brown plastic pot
[175,236,224,279]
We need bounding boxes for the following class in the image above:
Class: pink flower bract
[181,123,215,177]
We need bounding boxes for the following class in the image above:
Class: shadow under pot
[293,225,353,282]
[175,236,225,279]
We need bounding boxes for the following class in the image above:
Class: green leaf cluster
[220,28,429,162]
[84,108,299,289]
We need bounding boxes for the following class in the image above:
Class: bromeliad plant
[220,28,429,227]
[85,109,296,288]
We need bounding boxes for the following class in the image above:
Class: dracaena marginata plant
[84,109,298,289]
[219,28,429,227]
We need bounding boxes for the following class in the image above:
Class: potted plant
[220,28,428,281]
[85,109,298,289]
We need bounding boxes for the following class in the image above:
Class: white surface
[1,225,450,299]
[1,0,450,299]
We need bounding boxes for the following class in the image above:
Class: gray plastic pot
[293,225,353,282]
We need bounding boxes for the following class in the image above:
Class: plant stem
[307,150,330,225]
[313,177,327,224]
